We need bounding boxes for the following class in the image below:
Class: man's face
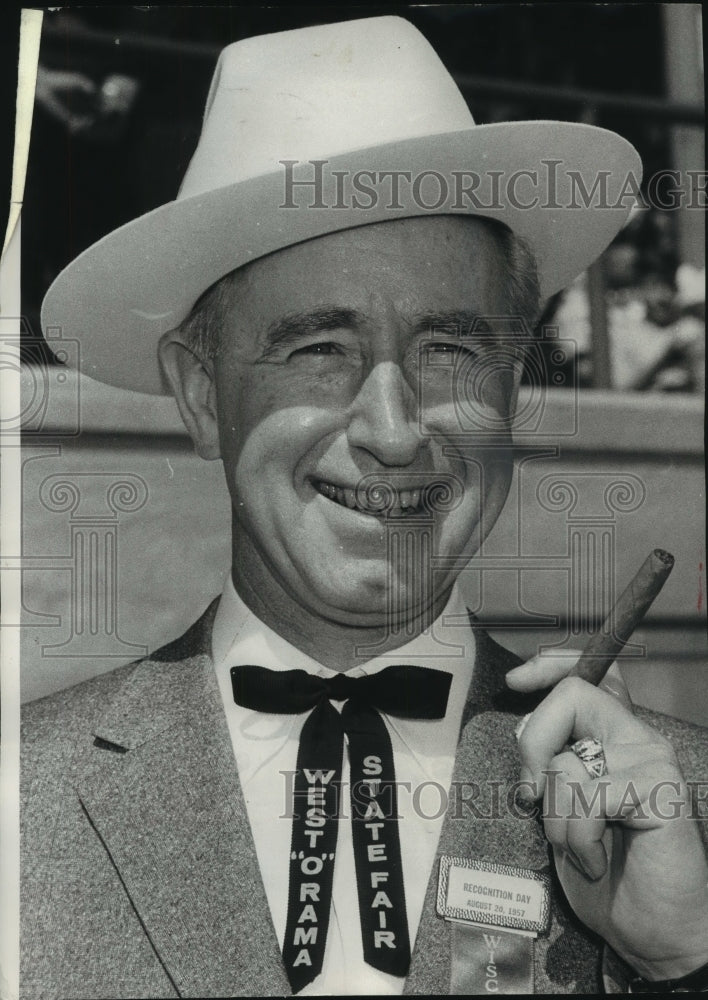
[211,216,522,627]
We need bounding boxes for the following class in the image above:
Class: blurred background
[13,5,706,721]
[22,3,705,391]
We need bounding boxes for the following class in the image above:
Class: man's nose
[345,361,425,466]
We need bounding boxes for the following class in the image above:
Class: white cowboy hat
[41,15,642,395]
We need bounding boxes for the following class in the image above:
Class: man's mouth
[314,479,427,518]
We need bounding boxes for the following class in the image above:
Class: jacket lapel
[405,620,548,994]
[405,624,600,995]
[76,604,289,997]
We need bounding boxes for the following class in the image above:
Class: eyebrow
[410,310,482,336]
[262,307,367,354]
[259,305,514,358]
[412,311,528,343]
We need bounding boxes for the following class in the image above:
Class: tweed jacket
[20,601,708,998]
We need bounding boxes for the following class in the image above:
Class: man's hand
[35,66,97,134]
[507,654,708,982]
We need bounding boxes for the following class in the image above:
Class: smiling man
[160,216,522,664]
[21,15,708,999]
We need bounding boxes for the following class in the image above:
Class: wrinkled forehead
[205,216,517,366]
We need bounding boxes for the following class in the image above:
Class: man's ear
[158,330,221,460]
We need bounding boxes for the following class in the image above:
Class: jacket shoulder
[21,599,219,772]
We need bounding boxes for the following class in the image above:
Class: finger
[71,75,98,95]
[39,92,74,125]
[52,70,97,95]
[517,676,651,797]
[505,650,584,692]
[512,661,632,742]
[507,653,632,712]
[598,663,633,712]
[545,751,609,880]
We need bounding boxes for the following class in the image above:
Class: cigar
[513,549,675,741]
[568,548,675,685]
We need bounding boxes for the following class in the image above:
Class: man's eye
[427,342,478,359]
[289,341,341,358]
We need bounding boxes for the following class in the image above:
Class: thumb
[505,650,584,692]
[506,653,632,710]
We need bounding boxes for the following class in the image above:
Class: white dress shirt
[212,579,476,995]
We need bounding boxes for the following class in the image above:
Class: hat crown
[179,16,474,197]
[42,15,642,394]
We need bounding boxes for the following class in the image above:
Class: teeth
[316,480,426,516]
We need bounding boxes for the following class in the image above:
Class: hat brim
[41,121,641,395]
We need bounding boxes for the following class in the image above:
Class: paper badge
[437,856,551,935]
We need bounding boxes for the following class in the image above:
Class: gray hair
[179,217,541,359]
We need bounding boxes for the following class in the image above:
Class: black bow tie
[231,663,452,718]
[230,662,452,993]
